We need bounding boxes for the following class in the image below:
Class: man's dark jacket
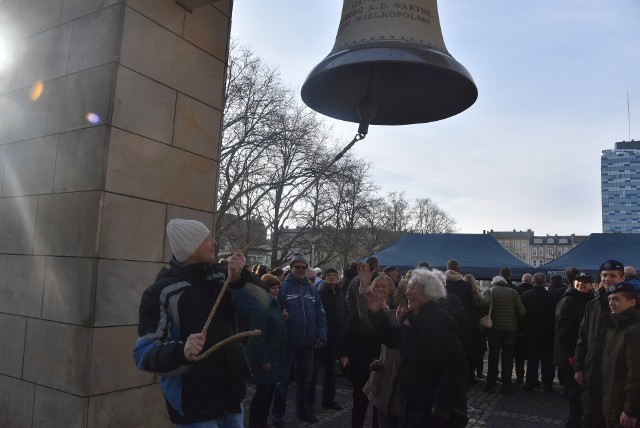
[370,300,468,427]
[133,260,268,424]
[552,287,593,367]
[521,286,555,339]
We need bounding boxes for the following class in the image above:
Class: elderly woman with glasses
[360,265,469,428]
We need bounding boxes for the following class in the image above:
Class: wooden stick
[192,329,261,362]
[201,275,229,338]
[196,236,262,360]
[201,236,260,337]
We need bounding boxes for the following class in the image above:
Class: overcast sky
[229,0,640,236]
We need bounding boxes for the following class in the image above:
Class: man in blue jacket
[271,253,327,426]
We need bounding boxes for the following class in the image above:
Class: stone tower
[0,0,230,426]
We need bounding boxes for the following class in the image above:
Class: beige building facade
[0,0,230,426]
[487,229,587,268]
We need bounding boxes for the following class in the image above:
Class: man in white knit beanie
[134,218,269,427]
[166,218,214,264]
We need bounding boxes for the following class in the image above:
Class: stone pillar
[0,1,230,426]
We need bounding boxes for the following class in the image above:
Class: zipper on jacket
[300,281,307,344]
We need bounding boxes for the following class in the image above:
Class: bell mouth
[301,43,478,125]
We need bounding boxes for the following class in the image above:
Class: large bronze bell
[301,0,477,130]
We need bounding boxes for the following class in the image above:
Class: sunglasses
[292,265,308,270]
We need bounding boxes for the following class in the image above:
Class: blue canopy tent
[368,233,534,279]
[537,233,640,279]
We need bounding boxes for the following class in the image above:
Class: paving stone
[239,365,568,428]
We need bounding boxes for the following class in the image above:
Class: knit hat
[166,219,210,263]
[289,252,309,267]
[322,267,339,278]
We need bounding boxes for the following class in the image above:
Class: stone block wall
[0,0,231,426]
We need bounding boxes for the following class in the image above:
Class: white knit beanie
[166,219,210,263]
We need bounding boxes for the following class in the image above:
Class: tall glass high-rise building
[601,140,640,232]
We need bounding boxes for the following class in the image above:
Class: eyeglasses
[292,265,308,270]
[325,273,339,278]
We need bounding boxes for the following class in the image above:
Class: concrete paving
[242,369,568,427]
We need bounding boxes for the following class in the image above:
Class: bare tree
[381,191,411,234]
[411,198,458,234]
[301,155,379,268]
[217,41,459,267]
[216,41,289,256]
[259,103,331,267]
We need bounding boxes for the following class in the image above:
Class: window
[532,248,537,256]
[547,248,554,258]
[532,260,537,267]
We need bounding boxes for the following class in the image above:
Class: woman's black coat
[370,299,468,427]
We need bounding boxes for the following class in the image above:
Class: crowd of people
[133,219,640,428]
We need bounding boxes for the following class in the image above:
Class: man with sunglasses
[271,253,327,426]
[574,260,625,428]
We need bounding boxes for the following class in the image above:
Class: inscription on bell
[333,0,448,53]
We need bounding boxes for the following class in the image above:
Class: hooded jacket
[133,260,269,424]
[445,270,474,313]
[602,307,640,422]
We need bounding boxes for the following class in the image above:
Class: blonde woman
[339,276,396,427]
[361,266,469,427]
[358,280,408,428]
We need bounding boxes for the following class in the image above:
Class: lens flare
[0,38,10,71]
[86,112,101,124]
[30,81,44,101]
